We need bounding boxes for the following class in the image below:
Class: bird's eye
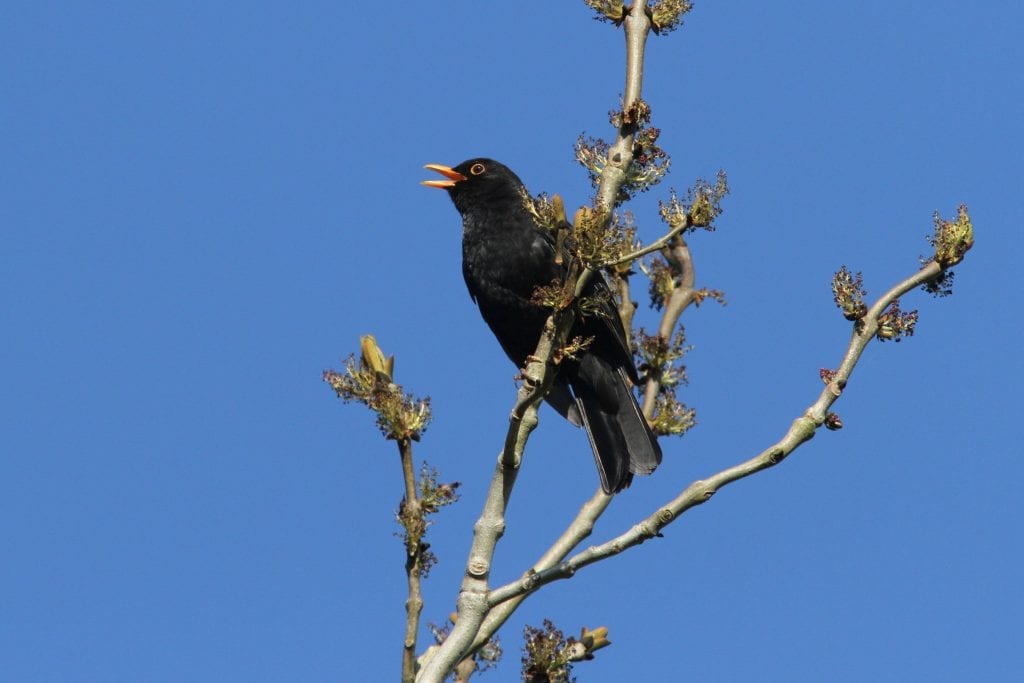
[470,163,486,176]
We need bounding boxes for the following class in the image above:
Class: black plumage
[423,158,661,493]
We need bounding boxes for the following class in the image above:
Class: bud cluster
[831,267,868,321]
[323,335,432,441]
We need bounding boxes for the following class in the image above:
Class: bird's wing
[531,223,640,383]
[581,273,641,385]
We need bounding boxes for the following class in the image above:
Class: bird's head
[422,158,526,215]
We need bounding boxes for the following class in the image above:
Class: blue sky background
[2,2,1021,681]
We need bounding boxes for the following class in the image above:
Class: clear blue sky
[2,2,1021,681]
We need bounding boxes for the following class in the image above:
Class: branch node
[827,381,843,398]
[686,479,716,502]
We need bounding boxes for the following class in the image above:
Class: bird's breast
[462,223,558,299]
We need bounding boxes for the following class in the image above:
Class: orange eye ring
[470,163,486,176]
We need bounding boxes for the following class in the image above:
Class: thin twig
[642,237,696,418]
[399,438,423,683]
[609,219,690,268]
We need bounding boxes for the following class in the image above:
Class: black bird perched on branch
[423,158,661,493]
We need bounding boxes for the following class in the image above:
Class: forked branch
[484,259,949,606]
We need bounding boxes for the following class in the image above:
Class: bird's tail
[571,358,662,494]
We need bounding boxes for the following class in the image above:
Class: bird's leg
[523,353,546,370]
[515,355,547,386]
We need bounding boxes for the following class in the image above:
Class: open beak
[422,164,467,189]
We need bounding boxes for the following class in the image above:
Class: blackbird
[423,158,661,493]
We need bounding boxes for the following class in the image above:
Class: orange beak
[421,164,467,189]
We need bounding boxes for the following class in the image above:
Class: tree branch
[609,219,690,268]
[596,0,651,213]
[467,489,613,653]
[399,437,423,683]
[484,260,946,604]
[641,237,696,418]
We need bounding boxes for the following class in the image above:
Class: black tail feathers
[571,357,662,493]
